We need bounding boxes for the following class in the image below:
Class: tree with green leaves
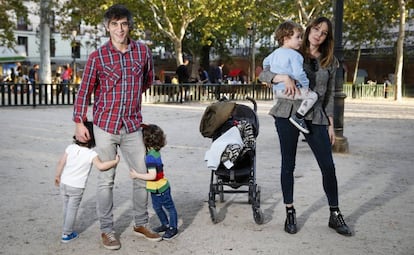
[58,0,207,67]
[0,0,28,48]
[136,0,204,67]
[3,0,413,99]
[342,0,413,101]
[57,0,262,78]
[342,1,391,85]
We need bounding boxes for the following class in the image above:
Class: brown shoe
[101,232,121,250]
[133,225,162,241]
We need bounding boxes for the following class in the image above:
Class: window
[17,16,28,30]
[50,11,56,33]
[50,38,55,57]
[17,36,28,56]
[72,42,81,58]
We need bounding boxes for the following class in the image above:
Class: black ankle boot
[329,210,352,236]
[284,207,297,234]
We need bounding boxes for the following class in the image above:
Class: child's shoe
[153,225,169,233]
[61,232,79,243]
[289,115,310,134]
[162,227,178,240]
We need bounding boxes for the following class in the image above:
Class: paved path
[0,99,413,255]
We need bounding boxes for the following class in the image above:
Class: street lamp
[247,23,256,84]
[332,0,349,153]
[71,30,78,83]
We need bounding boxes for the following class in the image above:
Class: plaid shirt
[73,39,154,134]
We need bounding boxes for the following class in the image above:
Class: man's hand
[75,122,90,142]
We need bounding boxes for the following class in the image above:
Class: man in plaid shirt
[73,4,161,250]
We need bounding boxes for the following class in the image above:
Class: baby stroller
[200,97,263,224]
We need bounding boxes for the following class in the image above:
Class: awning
[228,69,243,77]
[0,56,26,63]
[0,46,26,63]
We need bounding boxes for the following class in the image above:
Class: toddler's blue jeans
[151,187,178,229]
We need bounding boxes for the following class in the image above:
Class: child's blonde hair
[275,20,303,46]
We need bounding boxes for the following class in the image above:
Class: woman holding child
[265,17,352,236]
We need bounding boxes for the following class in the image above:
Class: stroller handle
[246,96,257,112]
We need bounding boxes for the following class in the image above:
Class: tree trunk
[173,38,183,67]
[39,0,52,84]
[352,47,361,85]
[188,49,199,81]
[394,0,406,101]
[201,45,211,71]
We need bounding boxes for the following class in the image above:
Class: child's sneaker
[289,115,310,134]
[153,225,169,233]
[162,227,178,240]
[61,232,79,243]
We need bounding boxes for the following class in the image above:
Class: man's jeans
[94,126,148,233]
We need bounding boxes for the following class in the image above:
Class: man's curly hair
[142,124,166,151]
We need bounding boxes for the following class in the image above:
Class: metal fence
[0,82,397,107]
[0,83,78,107]
[0,83,274,107]
[343,83,395,99]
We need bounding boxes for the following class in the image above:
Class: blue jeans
[274,117,338,206]
[151,187,178,229]
[93,126,148,233]
[60,184,84,235]
[62,80,70,95]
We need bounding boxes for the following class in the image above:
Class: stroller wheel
[248,185,254,204]
[253,208,264,224]
[219,184,224,202]
[248,184,260,204]
[209,206,218,223]
[256,186,261,204]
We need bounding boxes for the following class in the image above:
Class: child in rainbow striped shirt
[129,124,178,240]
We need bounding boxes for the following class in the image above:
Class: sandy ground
[0,98,414,255]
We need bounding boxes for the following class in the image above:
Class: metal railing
[142,83,274,103]
[343,83,395,99]
[0,83,274,107]
[1,82,399,107]
[0,83,78,107]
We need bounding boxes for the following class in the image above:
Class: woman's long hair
[300,17,335,69]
